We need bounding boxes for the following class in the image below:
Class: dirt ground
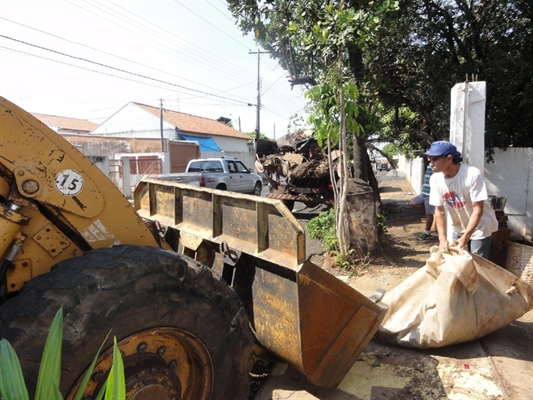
[253,174,533,400]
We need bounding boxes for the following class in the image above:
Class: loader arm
[0,96,163,292]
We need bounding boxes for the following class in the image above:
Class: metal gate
[109,156,162,196]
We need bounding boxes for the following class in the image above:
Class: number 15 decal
[55,169,84,196]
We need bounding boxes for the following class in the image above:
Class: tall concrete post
[449,81,486,175]
[122,156,131,199]
[447,81,486,241]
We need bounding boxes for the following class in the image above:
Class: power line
[100,0,256,81]
[173,0,251,51]
[262,72,286,95]
[206,0,236,23]
[0,16,235,94]
[0,1,307,132]
[0,37,253,106]
[60,0,256,85]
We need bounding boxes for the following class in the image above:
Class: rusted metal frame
[136,180,305,271]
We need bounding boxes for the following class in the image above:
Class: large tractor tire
[0,245,254,400]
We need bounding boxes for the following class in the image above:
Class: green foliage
[0,338,29,400]
[105,338,126,400]
[369,0,533,149]
[377,213,388,245]
[245,131,269,140]
[305,74,362,147]
[228,0,533,155]
[0,308,125,400]
[35,307,63,400]
[307,207,337,251]
[329,250,372,277]
[287,113,307,134]
[381,143,398,158]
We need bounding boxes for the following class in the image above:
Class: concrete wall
[87,156,110,178]
[402,148,533,241]
[63,134,167,157]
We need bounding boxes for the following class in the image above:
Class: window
[187,161,202,172]
[235,161,249,173]
[206,161,223,172]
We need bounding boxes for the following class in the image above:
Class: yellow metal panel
[32,222,71,258]
[6,259,32,292]
[0,96,159,250]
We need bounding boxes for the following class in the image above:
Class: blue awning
[179,134,222,152]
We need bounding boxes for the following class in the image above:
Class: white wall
[91,103,176,140]
[403,156,425,195]
[200,151,256,171]
[484,148,533,240]
[402,148,533,241]
[210,136,250,153]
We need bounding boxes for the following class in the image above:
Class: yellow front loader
[0,96,385,400]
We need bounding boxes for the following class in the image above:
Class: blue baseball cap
[422,141,460,157]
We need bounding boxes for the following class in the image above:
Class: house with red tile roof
[90,102,251,154]
[32,113,98,134]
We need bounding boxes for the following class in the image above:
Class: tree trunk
[344,178,380,257]
[348,135,383,251]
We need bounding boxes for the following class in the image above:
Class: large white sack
[376,245,533,348]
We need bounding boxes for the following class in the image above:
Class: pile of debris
[255,130,331,189]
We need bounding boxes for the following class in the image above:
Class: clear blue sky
[0,0,309,139]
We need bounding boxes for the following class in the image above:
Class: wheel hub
[68,328,213,400]
[123,353,181,400]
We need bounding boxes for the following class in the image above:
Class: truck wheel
[0,245,254,400]
[252,182,262,196]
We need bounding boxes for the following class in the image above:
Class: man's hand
[457,236,469,251]
[459,201,484,252]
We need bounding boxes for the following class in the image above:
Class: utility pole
[249,50,269,142]
[160,98,165,152]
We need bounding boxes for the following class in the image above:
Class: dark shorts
[411,193,435,215]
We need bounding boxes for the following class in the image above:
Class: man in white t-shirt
[423,141,498,259]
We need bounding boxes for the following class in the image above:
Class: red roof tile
[32,113,98,133]
[135,103,249,141]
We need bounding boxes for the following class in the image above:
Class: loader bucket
[134,180,387,387]
[248,259,386,387]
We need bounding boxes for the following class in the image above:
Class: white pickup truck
[158,157,263,195]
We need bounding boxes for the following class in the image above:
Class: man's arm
[458,200,484,250]
[434,205,447,250]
